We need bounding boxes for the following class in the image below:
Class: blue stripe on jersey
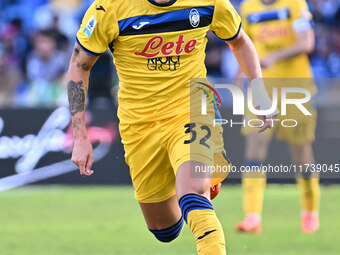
[247,8,291,24]
[118,6,215,33]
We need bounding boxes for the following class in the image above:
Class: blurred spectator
[49,16,69,51]
[0,0,339,108]
[0,68,21,107]
[22,30,68,107]
[205,31,226,77]
[0,19,26,107]
[27,30,66,82]
[88,52,115,109]
[308,0,340,79]
[310,0,339,26]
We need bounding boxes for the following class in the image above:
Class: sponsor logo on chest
[257,24,290,42]
[135,35,197,58]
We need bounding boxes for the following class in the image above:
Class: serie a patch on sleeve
[83,16,97,38]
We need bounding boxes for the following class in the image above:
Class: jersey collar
[260,0,278,5]
[147,0,177,7]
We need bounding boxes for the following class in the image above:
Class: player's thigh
[289,143,315,165]
[244,132,272,161]
[242,109,273,161]
[139,195,182,230]
[120,122,176,204]
[277,103,316,147]
[166,106,220,198]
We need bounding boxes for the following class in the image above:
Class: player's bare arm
[260,28,315,69]
[227,29,278,132]
[67,44,99,176]
[227,29,262,79]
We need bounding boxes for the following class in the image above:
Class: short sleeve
[210,0,242,41]
[291,0,312,32]
[291,0,312,20]
[76,0,118,56]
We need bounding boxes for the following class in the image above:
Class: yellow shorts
[119,98,231,203]
[242,79,317,145]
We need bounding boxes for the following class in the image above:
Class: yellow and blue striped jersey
[77,0,241,123]
[240,0,313,78]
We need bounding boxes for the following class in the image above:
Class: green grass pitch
[0,185,339,255]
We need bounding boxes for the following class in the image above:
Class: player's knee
[176,161,211,198]
[149,217,184,243]
[290,144,314,166]
[246,134,269,161]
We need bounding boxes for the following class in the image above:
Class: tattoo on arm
[67,80,86,116]
[72,118,82,133]
[73,48,80,55]
[76,62,91,71]
[72,47,91,71]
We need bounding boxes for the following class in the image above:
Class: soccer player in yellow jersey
[236,0,320,234]
[66,0,276,253]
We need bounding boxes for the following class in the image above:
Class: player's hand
[250,79,280,133]
[260,55,276,69]
[71,138,94,177]
[255,114,277,133]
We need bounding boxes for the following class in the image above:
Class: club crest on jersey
[83,16,97,38]
[189,9,200,28]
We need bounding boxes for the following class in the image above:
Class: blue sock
[178,193,214,223]
[149,217,184,242]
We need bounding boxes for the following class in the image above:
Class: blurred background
[0,1,339,254]
[0,0,338,184]
[0,0,339,109]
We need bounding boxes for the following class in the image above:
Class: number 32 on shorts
[183,123,211,149]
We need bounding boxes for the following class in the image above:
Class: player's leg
[120,122,184,242]
[132,156,184,242]
[280,95,319,233]
[167,116,227,253]
[139,195,184,242]
[236,132,271,233]
[166,81,229,254]
[133,162,184,242]
[289,143,320,233]
[176,161,226,255]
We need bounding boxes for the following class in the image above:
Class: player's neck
[261,0,277,5]
[153,0,172,4]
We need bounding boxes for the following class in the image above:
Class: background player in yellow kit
[66,0,276,254]
[236,0,320,234]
